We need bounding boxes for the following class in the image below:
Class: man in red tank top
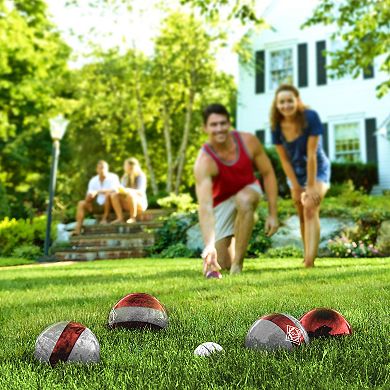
[194,104,279,276]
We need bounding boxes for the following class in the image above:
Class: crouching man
[194,104,279,276]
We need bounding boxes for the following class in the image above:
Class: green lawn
[0,257,36,267]
[0,257,389,390]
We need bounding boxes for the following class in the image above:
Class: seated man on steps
[73,160,120,235]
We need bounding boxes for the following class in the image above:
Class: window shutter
[322,123,329,155]
[363,64,375,79]
[365,118,378,163]
[298,43,308,87]
[316,41,327,85]
[255,50,265,94]
[255,129,265,144]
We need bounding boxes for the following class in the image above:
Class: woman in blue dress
[271,84,330,267]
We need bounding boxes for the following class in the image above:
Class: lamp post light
[43,115,69,257]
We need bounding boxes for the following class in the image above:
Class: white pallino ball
[245,313,309,351]
[194,342,224,356]
[35,321,100,367]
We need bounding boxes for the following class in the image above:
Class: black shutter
[255,50,265,94]
[316,41,327,85]
[365,118,378,163]
[363,64,375,79]
[255,129,265,144]
[298,43,308,87]
[322,123,329,156]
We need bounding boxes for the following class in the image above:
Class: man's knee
[78,200,86,210]
[235,190,259,212]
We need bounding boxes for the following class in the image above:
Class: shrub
[148,211,198,257]
[157,193,197,212]
[11,244,42,260]
[0,216,55,257]
[247,207,273,257]
[155,243,199,258]
[327,235,382,258]
[330,162,378,193]
[264,147,289,197]
[262,246,303,258]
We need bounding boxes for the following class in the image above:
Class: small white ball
[194,342,224,357]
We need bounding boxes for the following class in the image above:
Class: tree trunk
[162,101,173,193]
[174,89,195,194]
[134,79,159,196]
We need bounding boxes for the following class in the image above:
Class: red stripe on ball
[49,322,86,367]
[114,293,165,312]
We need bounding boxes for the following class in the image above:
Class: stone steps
[55,248,148,262]
[82,221,162,235]
[69,234,155,249]
[52,208,167,262]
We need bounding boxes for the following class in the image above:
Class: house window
[334,122,361,162]
[269,48,293,90]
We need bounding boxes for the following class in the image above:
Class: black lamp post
[43,115,69,257]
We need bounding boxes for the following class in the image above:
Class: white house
[237,0,390,192]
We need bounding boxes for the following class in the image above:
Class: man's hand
[86,191,97,201]
[201,246,221,275]
[265,215,279,237]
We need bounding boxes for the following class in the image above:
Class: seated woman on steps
[110,158,148,224]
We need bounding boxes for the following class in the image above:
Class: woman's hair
[122,158,143,188]
[270,84,307,131]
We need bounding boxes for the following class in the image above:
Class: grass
[0,257,36,267]
[0,257,389,390]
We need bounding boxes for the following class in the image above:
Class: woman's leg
[110,193,125,223]
[301,182,329,267]
[126,191,144,222]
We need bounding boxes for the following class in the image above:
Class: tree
[0,0,71,218]
[303,0,390,97]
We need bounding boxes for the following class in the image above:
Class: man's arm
[194,153,220,273]
[249,135,279,236]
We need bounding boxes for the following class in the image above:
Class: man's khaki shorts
[214,182,263,242]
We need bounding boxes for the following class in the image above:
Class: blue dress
[271,109,331,187]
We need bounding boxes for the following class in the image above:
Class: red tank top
[202,131,258,207]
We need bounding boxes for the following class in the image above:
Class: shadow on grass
[2,263,388,296]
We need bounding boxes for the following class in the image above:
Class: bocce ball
[205,270,222,279]
[35,321,100,366]
[108,292,168,330]
[300,308,352,338]
[245,313,309,351]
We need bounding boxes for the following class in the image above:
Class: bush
[157,193,197,212]
[330,162,378,193]
[247,207,273,257]
[327,235,382,258]
[11,244,42,260]
[264,147,289,197]
[0,216,55,257]
[262,246,303,258]
[148,211,198,257]
[155,243,199,258]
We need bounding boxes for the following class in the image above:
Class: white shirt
[87,173,120,205]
